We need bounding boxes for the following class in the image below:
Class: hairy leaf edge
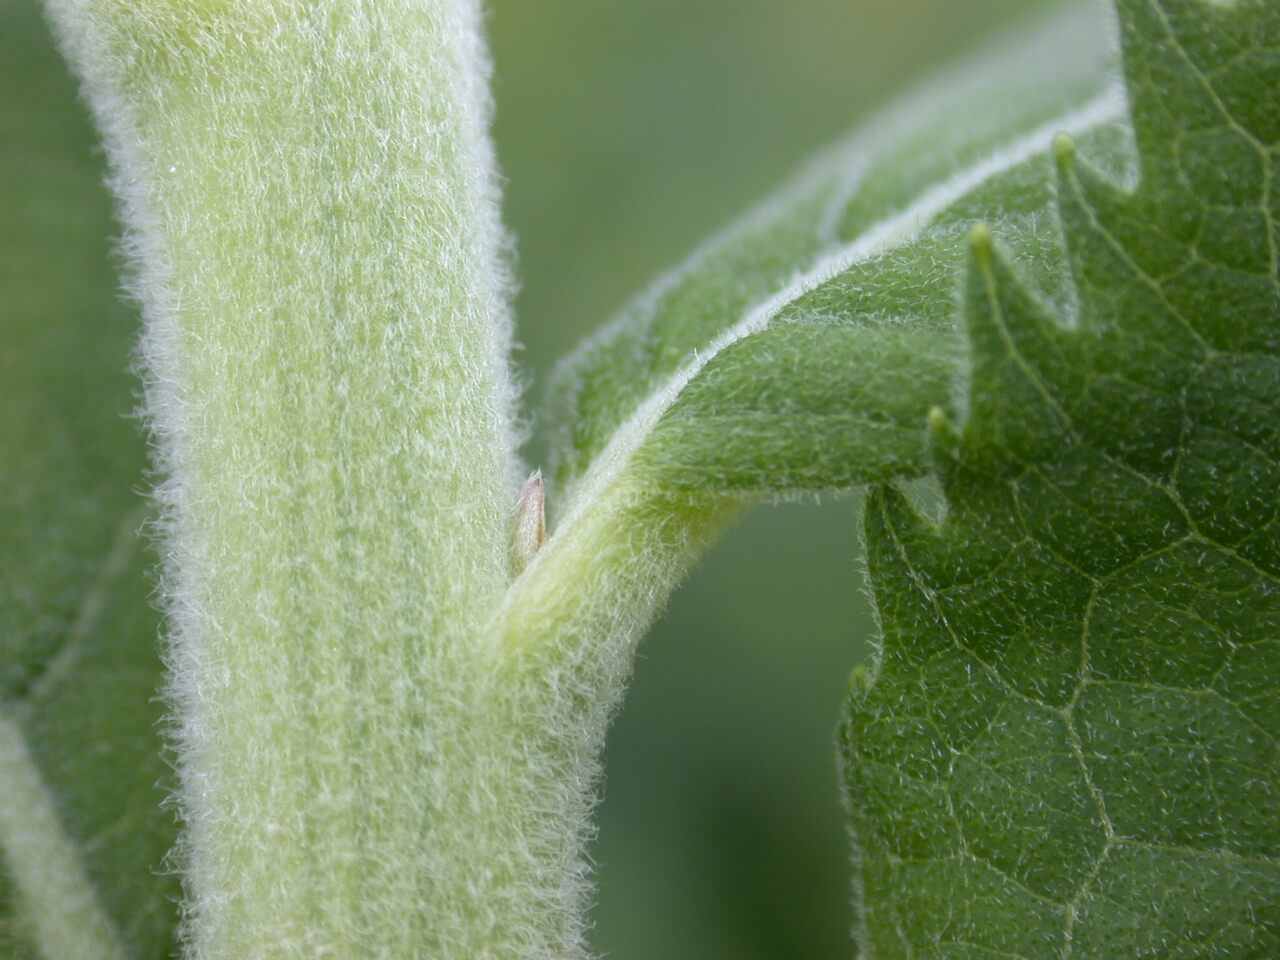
[547,89,1126,555]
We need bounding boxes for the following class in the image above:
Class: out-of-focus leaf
[0,2,178,956]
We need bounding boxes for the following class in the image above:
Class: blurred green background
[8,0,1062,956]
[484,1,1057,956]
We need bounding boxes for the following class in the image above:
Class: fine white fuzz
[37,0,1125,957]
[41,1,527,956]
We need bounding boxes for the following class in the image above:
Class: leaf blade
[543,3,1124,513]
[842,1,1280,954]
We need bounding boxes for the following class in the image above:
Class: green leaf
[542,3,1129,512]
[0,1,178,957]
[842,0,1280,955]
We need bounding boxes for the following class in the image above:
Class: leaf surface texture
[542,4,1125,514]
[842,1,1280,955]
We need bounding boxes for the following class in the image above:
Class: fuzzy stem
[480,478,743,957]
[42,0,753,954]
[41,1,521,956]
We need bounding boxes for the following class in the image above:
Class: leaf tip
[1052,132,1077,168]
[846,663,874,700]
[926,405,950,436]
[926,405,963,468]
[967,222,995,265]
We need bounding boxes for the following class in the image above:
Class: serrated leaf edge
[551,88,1126,547]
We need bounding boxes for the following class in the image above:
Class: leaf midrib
[0,713,131,960]
[551,88,1128,547]
[1,506,147,960]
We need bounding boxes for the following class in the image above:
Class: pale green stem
[42,0,749,956]
[477,477,743,957]
[41,0,522,956]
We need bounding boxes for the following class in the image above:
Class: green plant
[3,0,1276,956]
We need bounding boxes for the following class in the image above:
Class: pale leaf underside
[543,3,1124,526]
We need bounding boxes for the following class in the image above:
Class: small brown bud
[511,470,546,574]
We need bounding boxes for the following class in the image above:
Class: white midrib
[0,712,130,960]
[550,86,1126,541]
[0,510,144,960]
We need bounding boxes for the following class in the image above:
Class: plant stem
[43,0,753,953]
[42,1,520,955]
[481,477,742,956]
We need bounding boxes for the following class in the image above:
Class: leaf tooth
[1052,132,1139,336]
[923,404,978,518]
[866,482,952,585]
[1055,132,1213,367]
[863,483,976,673]
[961,223,1075,467]
[926,405,962,473]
